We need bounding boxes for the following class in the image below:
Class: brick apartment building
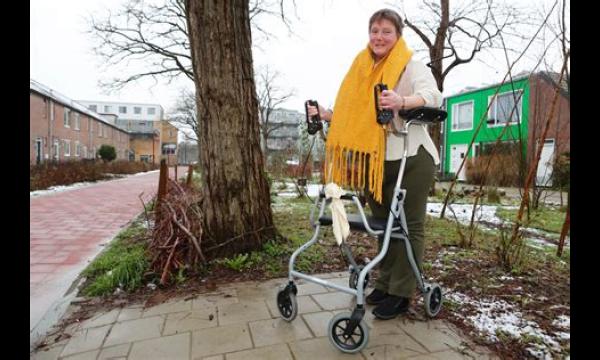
[31,79,179,166]
[30,79,131,164]
[77,100,178,165]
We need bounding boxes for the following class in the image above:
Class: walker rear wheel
[276,286,298,321]
[327,312,369,353]
[424,283,443,317]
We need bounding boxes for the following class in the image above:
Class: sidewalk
[31,272,497,360]
[30,167,187,350]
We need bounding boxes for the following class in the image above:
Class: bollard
[157,159,168,204]
[186,165,194,187]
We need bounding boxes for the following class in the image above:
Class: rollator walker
[276,89,447,353]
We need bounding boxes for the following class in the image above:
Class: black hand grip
[304,100,323,135]
[397,106,448,123]
[374,84,394,125]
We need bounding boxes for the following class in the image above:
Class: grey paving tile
[128,332,190,360]
[311,292,355,311]
[301,311,335,337]
[399,320,463,353]
[296,282,329,295]
[163,309,219,335]
[191,323,253,358]
[61,350,100,360]
[97,343,131,359]
[104,316,164,347]
[142,298,192,317]
[225,343,293,360]
[265,295,322,318]
[217,300,271,326]
[80,309,120,329]
[116,305,144,322]
[60,324,111,357]
[288,337,361,360]
[30,346,63,360]
[192,288,239,310]
[248,318,313,347]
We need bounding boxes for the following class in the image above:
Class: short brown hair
[369,9,404,36]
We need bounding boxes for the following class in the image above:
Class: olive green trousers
[365,146,435,298]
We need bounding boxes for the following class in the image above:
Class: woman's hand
[307,102,332,122]
[379,89,404,111]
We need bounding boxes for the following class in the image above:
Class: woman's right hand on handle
[307,102,332,122]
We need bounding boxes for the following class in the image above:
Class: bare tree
[256,65,296,157]
[88,0,295,92]
[395,0,534,149]
[169,88,198,142]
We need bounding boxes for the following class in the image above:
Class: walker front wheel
[276,286,298,321]
[327,312,369,353]
[424,283,443,317]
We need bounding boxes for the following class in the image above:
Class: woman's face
[369,19,399,61]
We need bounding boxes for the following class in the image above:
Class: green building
[442,71,569,187]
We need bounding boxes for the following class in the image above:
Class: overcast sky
[30,0,566,118]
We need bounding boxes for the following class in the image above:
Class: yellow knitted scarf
[325,38,412,203]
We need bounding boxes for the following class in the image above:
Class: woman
[307,8,442,320]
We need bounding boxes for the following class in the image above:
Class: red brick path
[30,167,186,333]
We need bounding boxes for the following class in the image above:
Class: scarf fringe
[324,138,385,204]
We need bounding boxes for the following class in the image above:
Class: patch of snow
[427,202,501,225]
[499,275,514,281]
[552,315,570,329]
[445,291,564,357]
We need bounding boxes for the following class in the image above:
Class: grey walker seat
[276,104,447,353]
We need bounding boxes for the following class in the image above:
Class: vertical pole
[157,158,168,205]
[186,165,194,187]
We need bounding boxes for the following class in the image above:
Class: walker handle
[304,100,323,135]
[374,84,394,125]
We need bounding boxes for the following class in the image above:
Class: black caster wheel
[424,283,443,317]
[349,265,370,290]
[327,312,369,353]
[276,284,298,321]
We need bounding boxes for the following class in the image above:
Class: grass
[496,206,567,234]
[81,218,150,296]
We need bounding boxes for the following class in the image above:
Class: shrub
[98,144,117,162]
[552,152,570,190]
[466,154,522,187]
[30,160,159,191]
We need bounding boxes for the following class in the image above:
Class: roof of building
[76,99,164,110]
[30,79,130,133]
[446,70,569,99]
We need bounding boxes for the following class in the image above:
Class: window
[53,140,60,160]
[119,106,127,114]
[140,155,151,163]
[98,123,102,137]
[75,141,81,157]
[74,113,80,130]
[104,105,112,113]
[83,145,88,158]
[89,105,97,112]
[64,108,70,127]
[162,143,177,155]
[488,90,523,126]
[451,101,473,131]
[147,107,156,115]
[134,107,142,114]
[64,140,71,157]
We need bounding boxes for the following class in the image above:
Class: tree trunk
[185,0,274,256]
